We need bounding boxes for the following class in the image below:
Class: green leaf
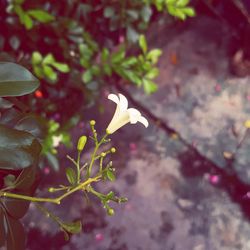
[82,70,92,83]
[111,48,125,64]
[143,79,158,94]
[0,124,41,170]
[43,65,57,81]
[5,215,25,250]
[140,5,152,23]
[103,64,112,76]
[101,48,109,62]
[139,35,147,54]
[31,52,43,65]
[61,220,82,234]
[176,0,189,7]
[121,57,137,67]
[104,7,115,18]
[33,66,44,78]
[0,62,39,97]
[51,62,69,73]
[146,49,162,64]
[90,65,100,76]
[126,10,139,20]
[107,169,115,181]
[181,7,195,17]
[119,69,142,86]
[21,13,33,30]
[66,167,76,185]
[126,26,139,43]
[43,53,55,65]
[27,9,55,23]
[145,67,159,79]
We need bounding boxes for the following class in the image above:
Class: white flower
[106,93,149,134]
[52,134,63,147]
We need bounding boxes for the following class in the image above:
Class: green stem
[86,134,108,178]
[76,151,81,184]
[0,176,101,204]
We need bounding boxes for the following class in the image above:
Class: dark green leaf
[66,167,76,185]
[46,152,59,171]
[0,209,6,247]
[0,63,39,97]
[5,215,25,250]
[0,98,13,109]
[14,165,37,190]
[27,9,55,23]
[15,114,47,139]
[3,195,30,219]
[0,124,41,170]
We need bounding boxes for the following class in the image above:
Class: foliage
[0,63,129,249]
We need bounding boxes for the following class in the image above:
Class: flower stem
[0,176,101,204]
[86,134,108,178]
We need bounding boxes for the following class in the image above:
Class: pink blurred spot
[209,174,220,184]
[95,233,104,242]
[119,36,125,43]
[125,203,133,211]
[192,140,198,147]
[247,95,250,101]
[129,142,137,154]
[44,167,50,175]
[52,113,60,121]
[79,121,85,128]
[214,84,221,92]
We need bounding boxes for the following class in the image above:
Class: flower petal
[108,94,119,104]
[118,93,128,112]
[128,108,141,124]
[138,116,149,128]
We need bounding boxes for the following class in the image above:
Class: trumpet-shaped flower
[106,93,148,134]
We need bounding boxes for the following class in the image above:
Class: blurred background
[2,0,250,249]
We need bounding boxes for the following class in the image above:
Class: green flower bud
[107,207,115,216]
[77,135,87,151]
[48,187,55,192]
[111,147,116,153]
[90,120,96,126]
[101,152,106,157]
